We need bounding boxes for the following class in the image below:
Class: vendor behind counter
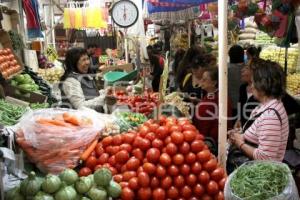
[59,47,106,112]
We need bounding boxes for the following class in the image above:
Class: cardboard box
[0,30,24,67]
[0,82,47,104]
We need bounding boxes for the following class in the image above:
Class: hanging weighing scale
[111,0,139,28]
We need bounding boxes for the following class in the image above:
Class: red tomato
[167,165,179,176]
[121,187,135,200]
[138,172,150,187]
[160,153,172,167]
[172,154,184,165]
[113,134,123,145]
[139,138,151,151]
[115,150,130,164]
[121,165,128,173]
[179,142,190,154]
[106,146,119,155]
[146,148,160,163]
[156,164,166,178]
[162,147,167,153]
[180,164,190,176]
[113,174,123,183]
[143,162,156,175]
[128,177,139,190]
[85,156,97,169]
[138,188,152,200]
[120,144,132,152]
[137,166,144,174]
[171,131,184,145]
[164,136,172,145]
[191,162,202,174]
[185,152,196,164]
[170,125,183,132]
[201,194,213,200]
[182,124,197,131]
[211,167,225,181]
[167,186,179,199]
[149,123,160,132]
[102,136,113,147]
[181,186,192,198]
[214,191,224,200]
[139,125,151,136]
[145,132,156,141]
[218,177,226,190]
[197,150,211,163]
[190,140,205,153]
[126,157,140,171]
[94,164,102,171]
[198,171,210,185]
[193,184,205,197]
[109,167,117,175]
[152,139,164,149]
[108,155,116,166]
[196,134,205,140]
[151,177,160,188]
[123,133,135,144]
[161,176,172,189]
[132,148,144,161]
[95,145,104,157]
[78,167,92,176]
[156,126,169,139]
[166,143,177,156]
[153,188,166,200]
[183,130,197,142]
[203,159,218,172]
[206,180,219,195]
[174,175,185,188]
[133,136,144,148]
[123,171,137,181]
[159,115,167,124]
[186,174,197,186]
[120,182,129,188]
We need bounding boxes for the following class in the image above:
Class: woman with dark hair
[193,68,232,148]
[246,45,261,61]
[228,59,289,170]
[60,47,106,111]
[176,45,205,90]
[181,54,213,101]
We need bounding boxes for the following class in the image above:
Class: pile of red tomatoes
[80,116,227,200]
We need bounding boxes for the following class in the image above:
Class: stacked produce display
[0,48,22,79]
[260,46,299,73]
[79,116,227,199]
[38,62,64,84]
[287,73,300,96]
[112,90,159,117]
[0,99,27,126]
[6,168,121,200]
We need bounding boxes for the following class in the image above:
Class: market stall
[0,0,300,200]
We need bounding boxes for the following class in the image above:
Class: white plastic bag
[224,161,300,200]
[16,108,103,174]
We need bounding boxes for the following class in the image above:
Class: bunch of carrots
[16,112,99,174]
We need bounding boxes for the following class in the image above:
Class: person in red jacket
[193,68,233,144]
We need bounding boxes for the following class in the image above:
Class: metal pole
[284,47,288,75]
[218,0,228,168]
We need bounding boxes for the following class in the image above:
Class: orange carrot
[80,138,98,161]
[36,118,73,127]
[63,113,81,126]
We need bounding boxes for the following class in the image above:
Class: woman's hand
[234,120,241,129]
[228,129,244,148]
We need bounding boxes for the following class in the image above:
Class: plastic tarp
[145,0,217,21]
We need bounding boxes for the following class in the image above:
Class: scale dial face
[111,0,139,28]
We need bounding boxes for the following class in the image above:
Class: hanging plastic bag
[15,108,104,174]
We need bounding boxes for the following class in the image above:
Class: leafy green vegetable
[0,99,27,126]
[230,162,290,200]
[30,103,50,110]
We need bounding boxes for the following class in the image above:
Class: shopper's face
[200,71,216,91]
[241,65,252,83]
[77,54,90,74]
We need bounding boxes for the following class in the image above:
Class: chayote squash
[20,172,43,197]
[93,168,112,187]
[59,169,78,185]
[41,174,61,194]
